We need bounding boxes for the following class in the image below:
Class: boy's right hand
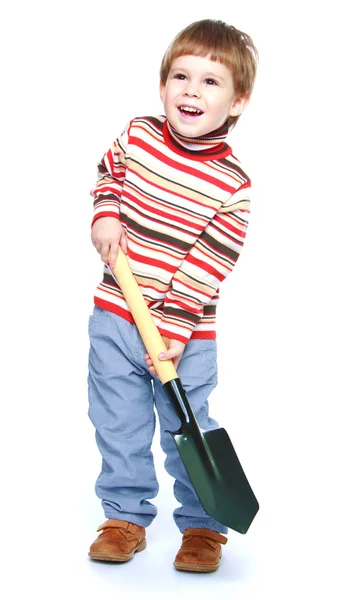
[91,217,128,268]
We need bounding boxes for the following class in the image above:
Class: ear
[160,82,165,103]
[229,95,250,117]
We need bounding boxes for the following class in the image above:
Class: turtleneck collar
[167,120,229,151]
[162,118,232,161]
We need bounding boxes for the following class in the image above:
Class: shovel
[109,251,259,534]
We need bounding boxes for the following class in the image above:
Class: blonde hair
[160,19,258,129]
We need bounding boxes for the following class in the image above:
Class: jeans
[88,306,228,534]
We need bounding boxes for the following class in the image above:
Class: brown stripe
[121,215,192,251]
[201,231,240,262]
[163,306,200,325]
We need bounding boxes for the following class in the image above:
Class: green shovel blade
[171,427,259,533]
[165,379,259,534]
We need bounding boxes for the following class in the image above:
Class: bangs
[169,37,234,71]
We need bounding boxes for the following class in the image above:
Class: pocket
[199,340,217,368]
[180,339,218,385]
[88,306,108,341]
[88,305,106,324]
[90,305,105,318]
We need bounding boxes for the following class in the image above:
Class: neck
[167,120,229,152]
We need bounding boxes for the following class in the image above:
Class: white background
[1,0,350,598]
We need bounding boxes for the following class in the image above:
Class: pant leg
[88,307,159,527]
[153,339,228,534]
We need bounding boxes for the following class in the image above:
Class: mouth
[178,105,204,118]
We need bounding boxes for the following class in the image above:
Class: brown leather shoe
[89,519,146,562]
[174,528,227,572]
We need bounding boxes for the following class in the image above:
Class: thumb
[108,242,119,268]
[159,347,180,361]
[120,231,128,254]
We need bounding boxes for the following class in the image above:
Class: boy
[88,19,258,572]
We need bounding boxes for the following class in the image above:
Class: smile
[178,105,204,117]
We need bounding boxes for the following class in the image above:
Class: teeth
[180,106,202,114]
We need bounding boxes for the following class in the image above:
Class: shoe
[174,528,228,572]
[88,519,146,562]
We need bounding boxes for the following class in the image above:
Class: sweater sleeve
[158,183,251,343]
[90,123,130,225]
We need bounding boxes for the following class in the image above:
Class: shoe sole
[174,547,222,573]
[173,561,219,573]
[89,539,146,562]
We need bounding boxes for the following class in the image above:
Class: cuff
[91,211,120,228]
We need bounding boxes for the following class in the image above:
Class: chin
[173,119,209,138]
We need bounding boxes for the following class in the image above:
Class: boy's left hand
[144,336,185,374]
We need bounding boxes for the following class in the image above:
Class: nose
[183,80,200,98]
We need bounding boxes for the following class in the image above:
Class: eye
[173,73,186,80]
[205,78,218,86]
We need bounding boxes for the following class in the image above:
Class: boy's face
[160,54,249,137]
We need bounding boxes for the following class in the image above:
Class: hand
[91,217,128,268]
[145,336,186,374]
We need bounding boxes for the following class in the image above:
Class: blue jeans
[88,306,228,534]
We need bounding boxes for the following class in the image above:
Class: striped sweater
[91,116,251,344]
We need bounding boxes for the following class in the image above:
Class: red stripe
[158,327,189,344]
[129,236,184,261]
[94,299,216,343]
[126,223,190,254]
[95,183,123,193]
[191,330,216,339]
[185,254,225,282]
[122,189,204,231]
[171,276,213,299]
[94,298,135,324]
[206,225,245,250]
[94,299,189,343]
[164,299,202,315]
[194,243,235,267]
[205,160,246,186]
[128,136,237,193]
[91,212,119,226]
[236,181,251,192]
[126,166,215,217]
[215,214,247,238]
[162,122,231,162]
[128,249,175,273]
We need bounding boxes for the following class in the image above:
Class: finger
[144,353,153,365]
[120,232,128,254]
[161,336,170,350]
[93,240,101,253]
[173,356,181,371]
[100,242,110,263]
[109,241,119,268]
[91,231,100,251]
[159,347,180,361]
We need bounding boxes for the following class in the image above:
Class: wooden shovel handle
[112,251,178,385]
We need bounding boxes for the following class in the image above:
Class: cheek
[163,92,170,107]
[160,84,167,103]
